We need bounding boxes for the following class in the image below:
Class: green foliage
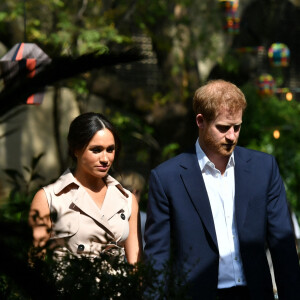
[0,195,190,299]
[0,153,45,226]
[162,143,180,160]
[0,192,31,223]
[109,110,159,165]
[1,0,129,56]
[3,153,45,198]
[33,253,189,299]
[240,83,300,214]
[152,92,172,105]
[0,12,8,22]
[135,0,173,27]
[69,77,89,96]
[220,53,240,74]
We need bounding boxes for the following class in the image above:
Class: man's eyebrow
[217,123,242,126]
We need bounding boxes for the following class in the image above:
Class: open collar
[52,169,131,238]
[53,169,129,198]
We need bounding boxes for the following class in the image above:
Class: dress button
[120,213,125,220]
[78,244,85,252]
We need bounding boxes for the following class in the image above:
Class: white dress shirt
[195,140,247,288]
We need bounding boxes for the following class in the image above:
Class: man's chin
[221,144,236,156]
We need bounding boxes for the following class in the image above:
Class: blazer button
[120,213,125,220]
[78,244,85,252]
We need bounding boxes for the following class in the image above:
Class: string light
[273,130,280,139]
[286,92,293,101]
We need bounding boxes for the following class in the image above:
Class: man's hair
[193,79,247,122]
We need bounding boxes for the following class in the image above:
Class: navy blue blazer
[144,146,300,300]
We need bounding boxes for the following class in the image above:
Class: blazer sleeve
[267,156,300,299]
[144,169,171,272]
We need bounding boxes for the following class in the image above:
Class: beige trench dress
[43,169,132,258]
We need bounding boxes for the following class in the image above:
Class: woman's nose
[99,151,108,162]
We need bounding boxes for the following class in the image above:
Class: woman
[29,112,142,264]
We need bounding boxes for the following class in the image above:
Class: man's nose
[225,127,235,141]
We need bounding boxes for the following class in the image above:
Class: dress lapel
[72,186,112,230]
[53,170,125,239]
[72,176,129,236]
[100,186,128,220]
[180,149,218,250]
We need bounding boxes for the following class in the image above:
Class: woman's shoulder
[41,169,80,210]
[43,169,79,194]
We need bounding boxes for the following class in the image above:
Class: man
[144,80,300,300]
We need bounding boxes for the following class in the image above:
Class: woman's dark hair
[67,112,121,167]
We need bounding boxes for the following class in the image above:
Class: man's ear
[196,114,205,129]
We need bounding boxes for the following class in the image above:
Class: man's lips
[223,143,236,149]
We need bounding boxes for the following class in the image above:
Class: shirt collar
[195,139,235,172]
[53,169,129,197]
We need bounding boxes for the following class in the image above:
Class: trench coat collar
[53,169,129,199]
[52,169,130,237]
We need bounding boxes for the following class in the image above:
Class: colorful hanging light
[256,74,275,96]
[219,0,240,34]
[268,43,290,67]
[0,43,51,105]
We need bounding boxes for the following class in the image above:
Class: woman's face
[75,128,116,180]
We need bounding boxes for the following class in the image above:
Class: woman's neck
[74,169,106,192]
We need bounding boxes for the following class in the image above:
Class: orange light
[286,92,293,101]
[273,130,280,139]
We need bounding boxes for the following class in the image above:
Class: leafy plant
[3,153,45,198]
[0,213,191,299]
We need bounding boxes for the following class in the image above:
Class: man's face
[197,108,243,160]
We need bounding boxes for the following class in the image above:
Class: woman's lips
[95,165,109,171]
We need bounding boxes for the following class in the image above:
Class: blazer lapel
[234,147,252,231]
[180,149,218,250]
[178,147,253,250]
